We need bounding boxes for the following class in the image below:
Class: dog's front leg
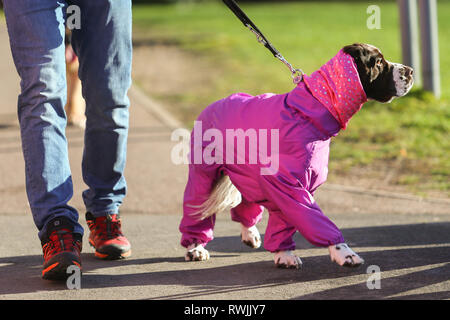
[185,243,210,261]
[328,243,364,267]
[241,224,261,249]
[274,251,302,269]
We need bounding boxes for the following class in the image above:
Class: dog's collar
[302,50,367,129]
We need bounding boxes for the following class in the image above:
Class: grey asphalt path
[0,21,449,300]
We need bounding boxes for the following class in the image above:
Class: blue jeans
[3,0,132,240]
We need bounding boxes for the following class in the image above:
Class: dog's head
[343,43,414,103]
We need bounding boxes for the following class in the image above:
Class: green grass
[132,1,450,195]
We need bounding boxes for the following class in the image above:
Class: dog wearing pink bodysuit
[179,44,414,268]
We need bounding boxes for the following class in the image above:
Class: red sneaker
[41,217,82,280]
[86,212,131,260]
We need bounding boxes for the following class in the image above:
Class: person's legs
[69,0,132,216]
[3,0,84,279]
[65,63,85,128]
[64,28,86,128]
[69,0,132,259]
[3,0,83,239]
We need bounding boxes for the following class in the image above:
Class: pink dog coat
[179,50,367,251]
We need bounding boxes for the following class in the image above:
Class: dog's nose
[405,66,413,77]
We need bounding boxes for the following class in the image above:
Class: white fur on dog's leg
[328,243,364,267]
[185,243,210,261]
[241,224,261,249]
[274,251,302,269]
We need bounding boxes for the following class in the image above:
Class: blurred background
[1,0,448,198]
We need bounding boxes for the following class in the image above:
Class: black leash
[222,0,303,83]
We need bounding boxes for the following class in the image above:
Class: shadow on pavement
[292,262,450,300]
[0,222,448,299]
[207,222,450,252]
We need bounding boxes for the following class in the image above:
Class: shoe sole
[89,239,131,260]
[42,252,82,280]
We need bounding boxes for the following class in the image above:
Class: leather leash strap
[222,0,303,83]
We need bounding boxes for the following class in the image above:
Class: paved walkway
[0,22,449,300]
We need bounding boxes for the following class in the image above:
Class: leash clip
[292,69,304,84]
[276,53,303,84]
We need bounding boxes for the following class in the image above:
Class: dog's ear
[343,43,378,83]
[343,43,364,60]
[366,56,379,82]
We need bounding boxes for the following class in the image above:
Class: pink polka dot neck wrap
[303,49,367,129]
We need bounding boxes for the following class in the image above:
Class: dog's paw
[185,243,210,262]
[241,225,261,249]
[274,251,302,269]
[328,243,364,267]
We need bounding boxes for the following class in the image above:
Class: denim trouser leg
[3,0,84,239]
[69,0,132,217]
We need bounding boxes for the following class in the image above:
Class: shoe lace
[89,214,123,240]
[42,229,80,260]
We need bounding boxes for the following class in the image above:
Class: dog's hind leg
[230,199,264,249]
[185,243,210,261]
[179,163,221,260]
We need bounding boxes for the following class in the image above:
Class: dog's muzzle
[392,64,414,97]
